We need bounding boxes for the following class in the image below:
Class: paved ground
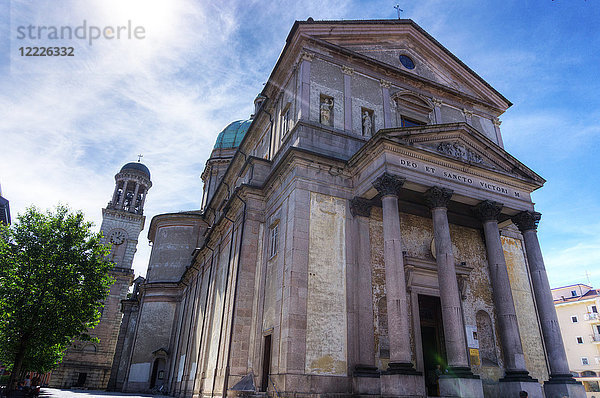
[38,389,169,398]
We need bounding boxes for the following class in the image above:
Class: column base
[500,370,538,383]
[439,374,484,398]
[498,378,543,398]
[353,364,380,395]
[444,366,480,379]
[380,372,425,397]
[543,373,586,398]
[382,361,422,375]
[353,364,380,378]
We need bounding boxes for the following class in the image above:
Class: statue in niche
[320,97,333,126]
[362,110,373,136]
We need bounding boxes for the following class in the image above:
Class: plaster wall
[305,192,348,376]
[502,234,549,382]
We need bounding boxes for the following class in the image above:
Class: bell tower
[100,161,152,268]
[50,161,152,390]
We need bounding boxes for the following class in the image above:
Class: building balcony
[585,312,600,322]
[590,334,600,343]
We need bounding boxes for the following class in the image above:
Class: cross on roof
[394,4,403,19]
[137,154,143,162]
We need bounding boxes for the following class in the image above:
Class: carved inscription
[396,156,524,199]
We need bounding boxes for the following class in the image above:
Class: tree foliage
[0,205,114,381]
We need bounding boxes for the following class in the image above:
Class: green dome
[214,120,251,150]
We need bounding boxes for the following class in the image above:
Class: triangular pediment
[378,123,544,185]
[294,20,510,110]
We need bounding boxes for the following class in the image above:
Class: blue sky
[1,0,599,287]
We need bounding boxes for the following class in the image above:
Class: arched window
[582,371,597,377]
[476,310,498,366]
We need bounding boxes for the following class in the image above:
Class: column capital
[493,118,502,127]
[341,65,354,75]
[424,186,453,209]
[350,197,373,218]
[512,211,541,232]
[301,51,314,62]
[474,200,503,222]
[462,108,474,118]
[432,98,443,107]
[373,173,405,197]
[380,79,392,88]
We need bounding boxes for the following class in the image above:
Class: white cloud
[2,0,599,290]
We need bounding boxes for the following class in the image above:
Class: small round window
[399,55,415,69]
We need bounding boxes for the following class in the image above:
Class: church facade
[50,162,151,389]
[112,19,584,398]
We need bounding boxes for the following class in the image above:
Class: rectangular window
[577,336,584,344]
[592,305,598,314]
[572,315,578,323]
[269,223,279,259]
[571,290,578,297]
[582,357,589,365]
[400,116,426,128]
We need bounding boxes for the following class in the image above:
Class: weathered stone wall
[369,208,521,396]
[146,224,198,283]
[126,300,177,389]
[305,192,347,375]
[350,72,384,136]
[502,232,549,382]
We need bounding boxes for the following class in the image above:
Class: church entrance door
[260,334,272,392]
[419,294,447,397]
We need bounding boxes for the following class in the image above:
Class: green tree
[0,205,114,389]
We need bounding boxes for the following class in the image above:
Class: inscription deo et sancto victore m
[397,158,522,198]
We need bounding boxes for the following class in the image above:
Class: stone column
[475,201,542,396]
[462,109,473,126]
[426,188,483,397]
[299,52,313,121]
[493,118,504,148]
[342,66,353,132]
[350,197,379,395]
[475,201,529,375]
[432,98,443,124]
[129,183,140,212]
[138,188,147,214]
[424,187,470,371]
[111,183,120,207]
[381,80,392,129]
[512,211,586,397]
[372,173,417,373]
[117,180,129,209]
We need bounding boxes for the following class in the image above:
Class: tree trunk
[8,340,26,392]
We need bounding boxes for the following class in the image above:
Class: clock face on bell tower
[108,229,127,245]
